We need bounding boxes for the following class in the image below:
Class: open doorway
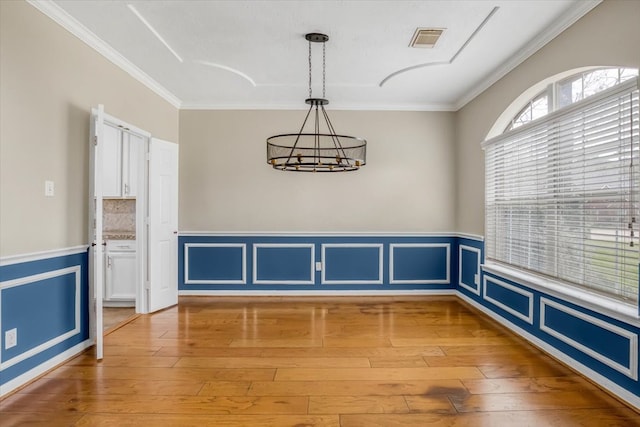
[89,105,178,358]
[102,198,138,331]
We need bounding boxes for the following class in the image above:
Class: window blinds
[483,78,639,302]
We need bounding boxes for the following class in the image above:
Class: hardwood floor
[103,307,137,332]
[2,296,638,426]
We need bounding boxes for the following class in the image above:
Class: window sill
[481,262,639,325]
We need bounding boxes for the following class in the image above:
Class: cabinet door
[122,133,143,197]
[105,252,137,300]
[102,124,123,197]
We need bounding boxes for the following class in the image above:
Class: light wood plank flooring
[2,296,638,426]
[103,307,136,332]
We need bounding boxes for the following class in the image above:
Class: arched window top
[504,67,638,132]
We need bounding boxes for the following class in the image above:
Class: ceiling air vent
[409,28,444,48]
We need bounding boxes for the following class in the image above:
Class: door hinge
[93,135,98,145]
[146,152,151,161]
[145,281,151,290]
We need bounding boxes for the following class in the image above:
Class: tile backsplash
[103,199,135,233]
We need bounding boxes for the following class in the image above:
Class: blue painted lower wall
[457,237,640,407]
[2,235,638,408]
[179,234,457,292]
[0,248,90,395]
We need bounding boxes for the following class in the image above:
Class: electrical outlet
[5,328,17,349]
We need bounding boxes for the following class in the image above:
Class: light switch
[45,180,55,197]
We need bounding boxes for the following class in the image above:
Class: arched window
[484,67,639,304]
[505,67,638,131]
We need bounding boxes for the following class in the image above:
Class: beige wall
[455,0,640,235]
[179,110,455,232]
[4,0,636,255]
[0,1,179,257]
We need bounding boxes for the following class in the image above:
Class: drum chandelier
[266,33,367,172]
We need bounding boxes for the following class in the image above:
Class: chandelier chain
[308,39,312,98]
[322,41,326,98]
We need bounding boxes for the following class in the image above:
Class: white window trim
[482,262,639,325]
[484,77,638,150]
[486,67,636,140]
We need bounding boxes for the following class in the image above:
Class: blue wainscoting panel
[458,245,481,295]
[1,267,80,370]
[390,244,450,284]
[185,243,246,284]
[321,244,383,285]
[253,244,315,285]
[179,234,459,291]
[0,249,89,393]
[483,275,534,324]
[540,297,638,380]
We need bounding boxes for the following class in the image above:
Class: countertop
[103,232,135,240]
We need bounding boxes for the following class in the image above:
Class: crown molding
[27,0,182,109]
[454,0,602,111]
[179,102,458,112]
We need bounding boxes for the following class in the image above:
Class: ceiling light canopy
[266,33,366,172]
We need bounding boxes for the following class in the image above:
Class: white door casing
[148,138,179,312]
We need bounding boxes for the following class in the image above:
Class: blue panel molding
[390,243,450,285]
[540,297,638,380]
[0,266,81,370]
[179,234,459,291]
[464,236,640,407]
[482,275,534,324]
[184,243,246,284]
[321,244,383,285]
[0,248,90,396]
[253,244,315,285]
[459,245,481,295]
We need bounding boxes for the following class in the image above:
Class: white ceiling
[35,0,601,110]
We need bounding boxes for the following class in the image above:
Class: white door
[148,138,179,312]
[89,106,105,360]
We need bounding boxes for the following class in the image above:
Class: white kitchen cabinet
[105,240,136,304]
[102,124,141,198]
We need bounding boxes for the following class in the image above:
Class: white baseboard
[457,292,640,410]
[0,340,92,398]
[179,289,456,297]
